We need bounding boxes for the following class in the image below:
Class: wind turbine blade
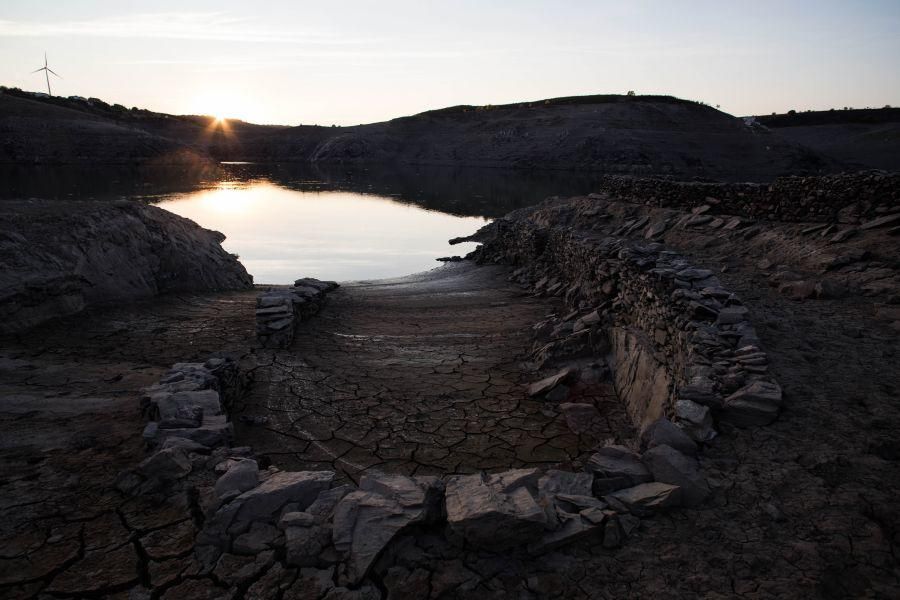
[31,67,45,73]
[44,52,47,67]
[47,68,61,78]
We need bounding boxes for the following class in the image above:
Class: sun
[190,90,251,125]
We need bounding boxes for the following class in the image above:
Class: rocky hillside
[296,95,836,180]
[756,107,900,171]
[1,89,848,180]
[0,199,253,333]
[0,93,212,165]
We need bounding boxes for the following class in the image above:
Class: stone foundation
[256,277,339,348]
[110,238,787,596]
[474,222,783,433]
[582,170,898,223]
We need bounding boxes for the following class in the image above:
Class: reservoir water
[1,163,615,284]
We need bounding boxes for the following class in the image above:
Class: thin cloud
[0,12,373,45]
[116,50,467,66]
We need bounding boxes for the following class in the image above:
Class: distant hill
[755,107,900,171]
[0,87,865,180]
[0,91,209,165]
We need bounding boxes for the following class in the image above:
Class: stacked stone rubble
[256,277,339,348]
[109,246,791,595]
[193,465,672,595]
[116,353,699,594]
[116,356,245,495]
[475,219,783,433]
[586,170,897,223]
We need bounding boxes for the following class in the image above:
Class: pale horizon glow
[1,0,898,125]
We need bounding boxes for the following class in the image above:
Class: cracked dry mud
[237,264,611,481]
[2,253,899,598]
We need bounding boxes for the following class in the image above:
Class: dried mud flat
[237,264,618,480]
[1,224,899,598]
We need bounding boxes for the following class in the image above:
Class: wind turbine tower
[32,53,61,96]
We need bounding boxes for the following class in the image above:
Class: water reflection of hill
[0,164,223,202]
[1,163,615,218]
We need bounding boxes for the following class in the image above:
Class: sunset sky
[1,0,898,125]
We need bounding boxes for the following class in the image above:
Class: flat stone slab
[528,367,578,397]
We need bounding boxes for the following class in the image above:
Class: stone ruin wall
[109,251,786,595]
[475,219,783,433]
[255,278,340,348]
[589,170,898,223]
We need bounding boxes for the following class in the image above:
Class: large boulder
[199,470,335,558]
[236,471,336,524]
[332,474,444,585]
[641,445,711,506]
[641,417,697,456]
[445,469,547,551]
[585,445,652,494]
[214,459,260,500]
[608,327,672,430]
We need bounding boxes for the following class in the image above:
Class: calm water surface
[157,180,486,283]
[2,163,615,284]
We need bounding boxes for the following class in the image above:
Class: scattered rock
[674,400,716,442]
[607,482,682,516]
[585,445,652,494]
[829,228,858,243]
[641,445,711,506]
[721,381,783,426]
[573,310,601,332]
[527,367,578,397]
[860,213,900,230]
[641,418,698,456]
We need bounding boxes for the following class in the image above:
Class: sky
[1,0,898,125]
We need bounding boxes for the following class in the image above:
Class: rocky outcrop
[0,199,253,334]
[256,278,339,348]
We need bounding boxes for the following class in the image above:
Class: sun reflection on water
[156,179,486,283]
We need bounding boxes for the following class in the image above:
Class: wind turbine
[31,52,61,96]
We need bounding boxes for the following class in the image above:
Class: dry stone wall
[256,277,339,348]
[115,358,672,597]
[472,219,784,435]
[108,244,788,596]
[589,170,898,223]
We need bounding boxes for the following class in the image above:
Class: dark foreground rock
[0,199,253,333]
